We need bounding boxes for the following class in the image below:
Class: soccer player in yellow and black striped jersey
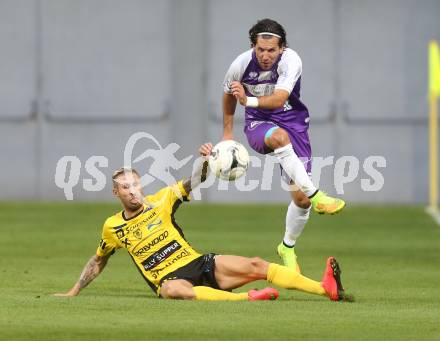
[55,143,352,302]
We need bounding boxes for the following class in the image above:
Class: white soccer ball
[209,140,250,181]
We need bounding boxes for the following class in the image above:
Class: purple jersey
[223,48,310,133]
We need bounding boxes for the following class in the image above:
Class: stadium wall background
[1,0,439,203]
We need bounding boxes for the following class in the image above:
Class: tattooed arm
[182,143,212,194]
[54,254,110,297]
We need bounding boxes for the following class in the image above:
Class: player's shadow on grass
[103,292,156,299]
[276,295,325,302]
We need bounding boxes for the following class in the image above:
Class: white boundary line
[425,206,440,225]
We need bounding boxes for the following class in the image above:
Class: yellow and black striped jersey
[96,181,201,293]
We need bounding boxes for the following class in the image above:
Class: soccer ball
[209,140,250,181]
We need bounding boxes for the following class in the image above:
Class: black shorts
[159,253,220,292]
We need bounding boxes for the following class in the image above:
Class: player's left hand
[231,81,247,106]
[199,143,213,158]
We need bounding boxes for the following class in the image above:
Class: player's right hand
[231,81,247,106]
[199,143,213,157]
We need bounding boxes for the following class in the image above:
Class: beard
[127,195,143,211]
[129,201,143,211]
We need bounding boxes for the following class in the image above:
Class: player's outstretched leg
[268,128,345,215]
[309,190,346,215]
[210,255,353,302]
[161,279,279,301]
[266,258,354,302]
[192,286,278,301]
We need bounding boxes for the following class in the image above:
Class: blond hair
[112,167,140,187]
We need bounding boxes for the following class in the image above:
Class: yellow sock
[267,263,326,296]
[193,286,249,301]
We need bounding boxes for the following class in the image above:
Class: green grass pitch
[1,203,439,340]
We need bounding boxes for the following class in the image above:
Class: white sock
[274,144,317,197]
[283,201,311,247]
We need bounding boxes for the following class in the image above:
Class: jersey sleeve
[96,220,120,257]
[145,181,189,213]
[223,50,253,93]
[275,49,302,94]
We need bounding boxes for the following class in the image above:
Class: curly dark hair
[249,18,287,47]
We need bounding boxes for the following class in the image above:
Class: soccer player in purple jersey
[222,19,345,271]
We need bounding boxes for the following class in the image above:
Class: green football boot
[277,243,301,273]
[309,190,346,215]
